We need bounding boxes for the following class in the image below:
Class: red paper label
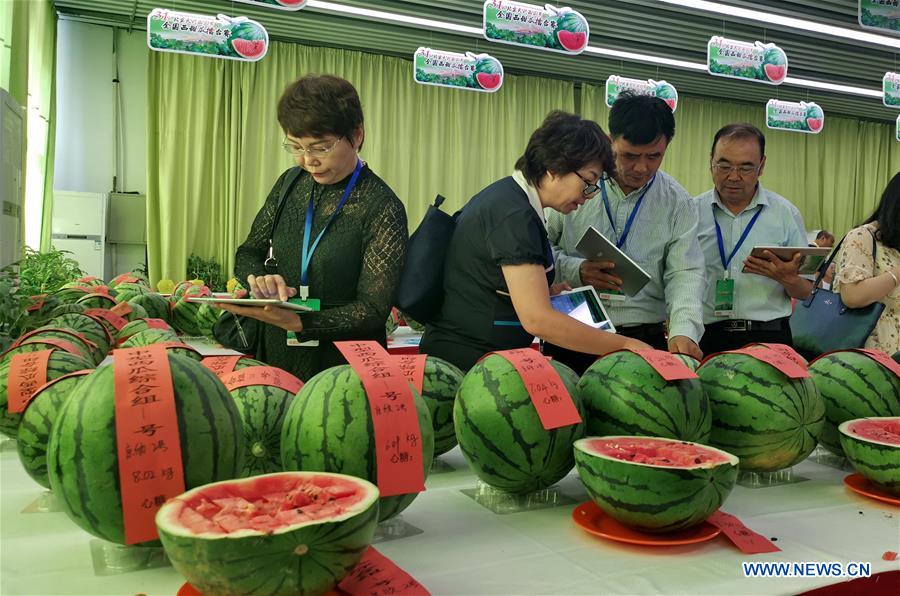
[4,338,83,359]
[394,355,427,394]
[26,295,46,312]
[201,356,244,376]
[85,308,129,331]
[113,345,185,544]
[335,341,426,498]
[144,318,169,330]
[884,551,898,561]
[730,347,809,379]
[220,366,303,394]
[77,276,100,283]
[854,349,900,378]
[707,510,781,554]
[493,349,582,430]
[111,302,133,317]
[115,275,140,285]
[7,350,52,413]
[93,285,111,295]
[338,547,430,596]
[627,349,698,381]
[748,343,808,369]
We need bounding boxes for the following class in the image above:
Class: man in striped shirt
[545,94,705,373]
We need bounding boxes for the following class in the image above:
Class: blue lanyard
[714,204,764,271]
[300,160,363,287]
[600,175,657,249]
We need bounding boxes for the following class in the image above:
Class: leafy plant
[187,254,225,291]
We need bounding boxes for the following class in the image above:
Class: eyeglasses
[575,171,603,196]
[281,137,342,158]
[711,163,760,177]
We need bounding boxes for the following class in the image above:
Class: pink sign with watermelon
[234,0,306,11]
[147,9,269,62]
[483,1,589,55]
[605,76,678,112]
[766,99,824,134]
[413,47,504,93]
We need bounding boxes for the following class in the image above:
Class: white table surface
[2,440,899,596]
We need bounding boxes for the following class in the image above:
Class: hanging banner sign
[766,100,824,134]
[413,48,504,93]
[605,76,678,111]
[147,9,269,62]
[884,72,900,108]
[482,1,589,54]
[707,37,788,85]
[234,0,306,11]
[859,0,900,35]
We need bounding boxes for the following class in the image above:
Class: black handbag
[213,167,304,354]
[395,194,459,323]
[790,231,886,359]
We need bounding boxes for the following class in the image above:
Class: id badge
[714,278,735,317]
[597,289,627,302]
[286,297,321,347]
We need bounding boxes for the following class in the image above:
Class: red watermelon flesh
[587,437,733,467]
[807,118,823,132]
[846,419,900,445]
[277,0,305,5]
[664,99,676,110]
[475,73,502,90]
[763,64,786,82]
[232,39,266,59]
[557,30,587,52]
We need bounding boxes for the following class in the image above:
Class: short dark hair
[277,74,364,147]
[863,172,900,251]
[711,123,766,159]
[608,93,675,144]
[515,111,616,186]
[815,230,834,241]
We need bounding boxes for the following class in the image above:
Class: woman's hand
[216,303,303,333]
[247,274,298,301]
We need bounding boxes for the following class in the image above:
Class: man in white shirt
[696,123,814,355]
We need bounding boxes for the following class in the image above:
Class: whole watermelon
[809,351,900,456]
[698,352,824,472]
[420,356,465,457]
[51,313,114,357]
[47,353,245,545]
[14,328,103,365]
[454,354,585,494]
[577,350,711,442]
[117,319,175,344]
[120,328,180,347]
[127,293,171,323]
[111,282,150,303]
[281,365,434,522]
[75,292,118,311]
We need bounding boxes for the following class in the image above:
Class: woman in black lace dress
[219,75,407,381]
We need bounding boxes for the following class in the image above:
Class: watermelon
[454,354,585,494]
[420,357,464,457]
[17,371,91,487]
[108,273,149,290]
[157,472,378,595]
[76,292,118,311]
[839,417,900,495]
[50,313,114,357]
[806,118,823,132]
[112,282,149,303]
[120,328,180,347]
[70,276,104,288]
[202,355,267,375]
[675,353,701,372]
[763,64,786,83]
[573,436,738,533]
[578,351,711,442]
[281,365,434,521]
[226,367,302,477]
[554,10,588,52]
[698,352,824,472]
[48,303,88,318]
[809,351,900,456]
[127,293,171,322]
[173,295,215,336]
[474,56,503,91]
[0,350,94,438]
[53,286,93,304]
[556,30,587,52]
[117,319,175,344]
[15,328,102,365]
[231,38,266,60]
[47,353,245,545]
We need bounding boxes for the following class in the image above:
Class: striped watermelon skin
[698,353,825,472]
[117,319,175,344]
[127,293,172,323]
[53,287,93,304]
[120,328,180,347]
[46,353,245,545]
[573,437,739,533]
[49,303,88,318]
[0,351,95,438]
[75,293,118,311]
[156,472,379,596]
[228,372,298,477]
[51,313,114,356]
[17,372,91,487]
[454,355,585,494]
[16,328,101,365]
[839,417,900,495]
[421,357,464,457]
[809,351,900,456]
[112,283,150,304]
[172,299,205,336]
[281,365,434,522]
[195,304,222,337]
[577,351,711,442]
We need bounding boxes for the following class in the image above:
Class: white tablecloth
[2,441,899,596]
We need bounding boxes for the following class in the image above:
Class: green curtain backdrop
[148,41,574,283]
[581,85,900,238]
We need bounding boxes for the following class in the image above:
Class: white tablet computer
[748,246,831,275]
[550,286,617,332]
[186,297,314,312]
[575,226,652,297]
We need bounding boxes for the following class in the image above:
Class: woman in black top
[420,111,651,371]
[218,75,407,381]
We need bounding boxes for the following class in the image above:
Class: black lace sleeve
[299,194,408,341]
[233,170,291,284]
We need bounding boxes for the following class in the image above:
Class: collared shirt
[512,170,547,229]
[696,183,807,323]
[546,170,705,343]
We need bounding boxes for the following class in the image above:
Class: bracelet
[889,270,900,287]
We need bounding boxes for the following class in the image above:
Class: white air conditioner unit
[0,89,25,269]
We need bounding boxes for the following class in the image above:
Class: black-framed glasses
[576,171,602,196]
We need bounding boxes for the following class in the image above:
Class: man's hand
[742,250,802,283]
[216,303,303,333]
[668,335,703,360]
[579,260,623,292]
[549,282,572,296]
[247,274,298,301]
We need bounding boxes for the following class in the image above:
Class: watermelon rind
[421,356,464,457]
[573,436,739,533]
[839,417,900,496]
[156,471,379,596]
[453,354,585,494]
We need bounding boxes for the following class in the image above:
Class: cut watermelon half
[806,118,823,132]
[475,72,502,91]
[277,0,305,6]
[157,471,379,595]
[839,417,900,495]
[231,38,267,60]
[763,64,786,83]
[557,30,587,52]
